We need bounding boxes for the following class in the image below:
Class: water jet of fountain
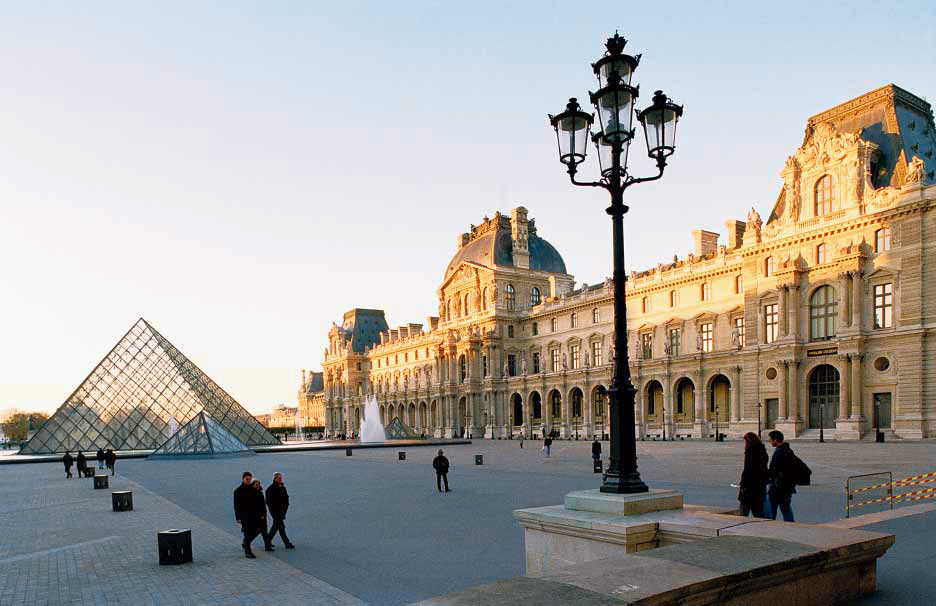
[360,395,387,443]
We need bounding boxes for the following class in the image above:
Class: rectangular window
[415,350,419,360]
[735,275,743,294]
[404,353,408,362]
[670,290,678,307]
[532,352,540,374]
[765,257,775,277]
[701,283,711,301]
[592,308,600,323]
[591,341,602,366]
[641,333,653,359]
[668,328,680,355]
[816,243,827,264]
[734,317,745,348]
[874,283,893,329]
[641,297,649,313]
[508,325,514,338]
[532,322,538,336]
[571,313,578,328]
[551,349,560,372]
[876,227,892,252]
[765,304,779,344]
[377,359,381,368]
[482,355,487,377]
[551,317,558,332]
[507,354,516,377]
[570,344,580,369]
[700,322,714,352]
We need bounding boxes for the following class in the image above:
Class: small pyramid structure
[384,416,417,439]
[20,318,280,454]
[149,411,254,458]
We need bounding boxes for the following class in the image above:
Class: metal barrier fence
[846,470,936,517]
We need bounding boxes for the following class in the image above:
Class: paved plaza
[1,439,934,605]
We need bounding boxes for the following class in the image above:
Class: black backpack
[790,452,812,486]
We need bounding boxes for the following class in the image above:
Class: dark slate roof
[444,221,567,280]
[306,372,324,395]
[341,309,388,353]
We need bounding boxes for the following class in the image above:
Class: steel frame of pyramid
[20,318,280,454]
[149,411,254,459]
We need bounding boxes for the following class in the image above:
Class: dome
[444,221,566,280]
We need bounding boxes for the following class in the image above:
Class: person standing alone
[234,471,265,558]
[543,436,552,457]
[76,451,87,477]
[265,472,295,549]
[433,449,451,492]
[591,438,602,464]
[105,449,116,476]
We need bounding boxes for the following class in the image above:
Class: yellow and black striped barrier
[846,470,936,517]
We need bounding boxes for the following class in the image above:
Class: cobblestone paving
[0,465,368,606]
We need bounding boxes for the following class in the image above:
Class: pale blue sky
[1,1,933,415]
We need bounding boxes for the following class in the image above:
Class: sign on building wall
[807,347,838,357]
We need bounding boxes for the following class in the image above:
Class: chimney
[458,233,470,248]
[510,206,531,269]
[724,220,746,249]
[692,229,719,257]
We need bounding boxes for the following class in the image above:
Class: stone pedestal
[774,418,803,440]
[693,420,709,439]
[835,418,862,440]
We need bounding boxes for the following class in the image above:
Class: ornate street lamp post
[549,33,683,494]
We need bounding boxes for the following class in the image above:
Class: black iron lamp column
[549,33,683,494]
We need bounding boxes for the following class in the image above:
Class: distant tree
[1,409,50,441]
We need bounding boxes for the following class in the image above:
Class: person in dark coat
[265,472,294,549]
[738,432,769,518]
[251,480,274,552]
[234,471,265,558]
[591,438,602,462]
[62,451,73,479]
[432,449,451,492]
[766,430,797,522]
[96,448,105,469]
[76,452,87,477]
[105,449,116,476]
[543,436,552,457]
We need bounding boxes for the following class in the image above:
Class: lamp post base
[600,471,649,495]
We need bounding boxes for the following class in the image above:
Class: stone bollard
[94,475,109,489]
[346,447,352,456]
[398,452,406,461]
[475,454,483,465]
[157,529,193,565]
[112,491,133,512]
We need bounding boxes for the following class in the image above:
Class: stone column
[694,372,706,438]
[852,272,863,330]
[731,366,742,423]
[838,354,851,419]
[839,273,851,327]
[779,360,789,420]
[778,285,788,336]
[851,353,864,420]
[790,284,800,339]
[790,361,801,422]
[662,375,673,438]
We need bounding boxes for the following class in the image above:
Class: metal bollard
[112,491,133,512]
[94,475,109,489]
[157,529,192,565]
[346,447,353,456]
[399,452,406,461]
[593,459,603,473]
[475,454,483,465]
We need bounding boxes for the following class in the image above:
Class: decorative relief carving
[906,156,926,184]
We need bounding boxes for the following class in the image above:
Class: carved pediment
[796,123,861,172]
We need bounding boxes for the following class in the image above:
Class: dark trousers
[766,492,795,522]
[269,516,291,546]
[436,472,449,492]
[107,463,114,476]
[241,521,270,552]
[739,497,766,518]
[65,466,72,478]
[98,459,105,469]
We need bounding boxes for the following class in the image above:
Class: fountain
[359,395,387,443]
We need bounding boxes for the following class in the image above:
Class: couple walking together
[233,471,295,558]
[738,430,811,521]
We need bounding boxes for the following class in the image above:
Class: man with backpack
[765,430,810,522]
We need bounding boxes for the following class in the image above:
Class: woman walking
[251,479,274,551]
[738,432,769,518]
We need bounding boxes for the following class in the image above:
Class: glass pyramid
[20,318,280,454]
[384,417,417,439]
[149,411,254,458]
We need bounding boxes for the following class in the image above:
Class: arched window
[670,290,678,307]
[571,388,583,418]
[551,317,558,332]
[505,284,516,310]
[464,293,471,315]
[531,287,541,306]
[735,275,743,294]
[765,256,775,277]
[809,285,837,340]
[458,355,467,383]
[641,296,649,313]
[482,287,488,310]
[875,227,892,252]
[592,308,600,323]
[570,312,578,328]
[814,175,833,216]
[816,243,827,264]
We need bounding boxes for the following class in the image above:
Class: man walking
[76,451,87,477]
[234,471,264,558]
[63,451,73,479]
[96,448,105,470]
[544,436,552,457]
[105,449,116,476]
[433,449,451,492]
[766,430,796,522]
[265,472,295,549]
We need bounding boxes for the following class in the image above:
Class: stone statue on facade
[906,155,926,184]
[561,353,568,371]
[696,332,703,352]
[583,352,590,367]
[746,207,762,233]
[503,361,509,378]
[663,341,671,356]
[521,356,527,375]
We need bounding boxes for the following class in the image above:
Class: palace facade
[317,84,936,441]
